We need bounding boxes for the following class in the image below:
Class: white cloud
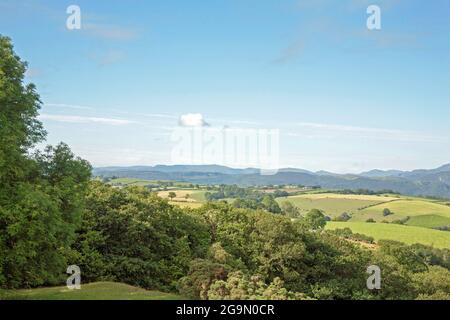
[294,122,446,143]
[89,50,126,66]
[178,113,210,127]
[44,103,94,110]
[39,114,136,126]
[83,23,138,41]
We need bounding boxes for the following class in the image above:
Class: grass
[109,178,192,188]
[0,281,183,300]
[169,201,203,209]
[406,214,450,228]
[326,222,450,249]
[109,178,154,186]
[276,193,391,217]
[157,189,206,203]
[354,199,450,224]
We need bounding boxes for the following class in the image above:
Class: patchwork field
[406,215,450,228]
[0,282,182,300]
[326,222,450,249]
[109,178,192,188]
[169,201,203,209]
[354,200,450,224]
[276,193,395,217]
[157,189,206,202]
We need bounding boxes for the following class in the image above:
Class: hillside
[93,164,450,198]
[326,222,450,249]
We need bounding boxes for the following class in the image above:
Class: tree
[383,208,392,216]
[261,195,281,214]
[280,201,301,218]
[207,271,310,300]
[335,212,351,222]
[0,35,91,288]
[168,191,177,200]
[302,209,327,230]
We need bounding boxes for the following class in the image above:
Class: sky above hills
[1,0,450,173]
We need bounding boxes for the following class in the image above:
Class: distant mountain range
[93,164,450,199]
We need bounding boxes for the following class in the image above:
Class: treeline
[205,185,282,214]
[330,189,401,196]
[62,188,450,299]
[0,35,92,288]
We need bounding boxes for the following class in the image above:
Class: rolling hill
[93,164,450,198]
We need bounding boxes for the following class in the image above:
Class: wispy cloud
[44,103,95,110]
[294,122,447,143]
[272,40,305,64]
[25,67,42,78]
[82,23,139,41]
[89,50,126,66]
[39,114,136,126]
[275,0,414,63]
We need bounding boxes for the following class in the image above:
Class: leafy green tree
[302,209,327,230]
[73,183,210,291]
[0,36,91,288]
[207,271,310,300]
[178,258,228,299]
[168,191,176,199]
[280,201,301,218]
[261,195,281,214]
[412,266,450,299]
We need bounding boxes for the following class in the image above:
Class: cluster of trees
[205,185,282,214]
[332,189,400,196]
[204,185,260,201]
[329,228,375,244]
[0,36,91,288]
[1,35,450,300]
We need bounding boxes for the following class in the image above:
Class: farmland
[355,199,450,223]
[326,222,450,249]
[276,193,396,217]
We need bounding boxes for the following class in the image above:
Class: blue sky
[1,0,450,172]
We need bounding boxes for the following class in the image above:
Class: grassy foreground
[326,222,450,249]
[0,281,183,300]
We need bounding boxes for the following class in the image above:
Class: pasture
[0,282,183,300]
[355,200,450,225]
[326,222,450,249]
[157,189,207,203]
[276,193,393,217]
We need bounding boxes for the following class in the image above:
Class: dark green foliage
[280,201,301,218]
[391,216,410,225]
[334,212,351,221]
[0,35,91,288]
[301,209,327,230]
[205,185,282,213]
[71,182,210,291]
[328,228,374,244]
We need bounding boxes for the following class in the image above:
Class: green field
[0,282,183,300]
[276,193,393,217]
[158,189,206,202]
[406,214,450,228]
[354,200,450,225]
[326,222,450,249]
[109,178,192,188]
